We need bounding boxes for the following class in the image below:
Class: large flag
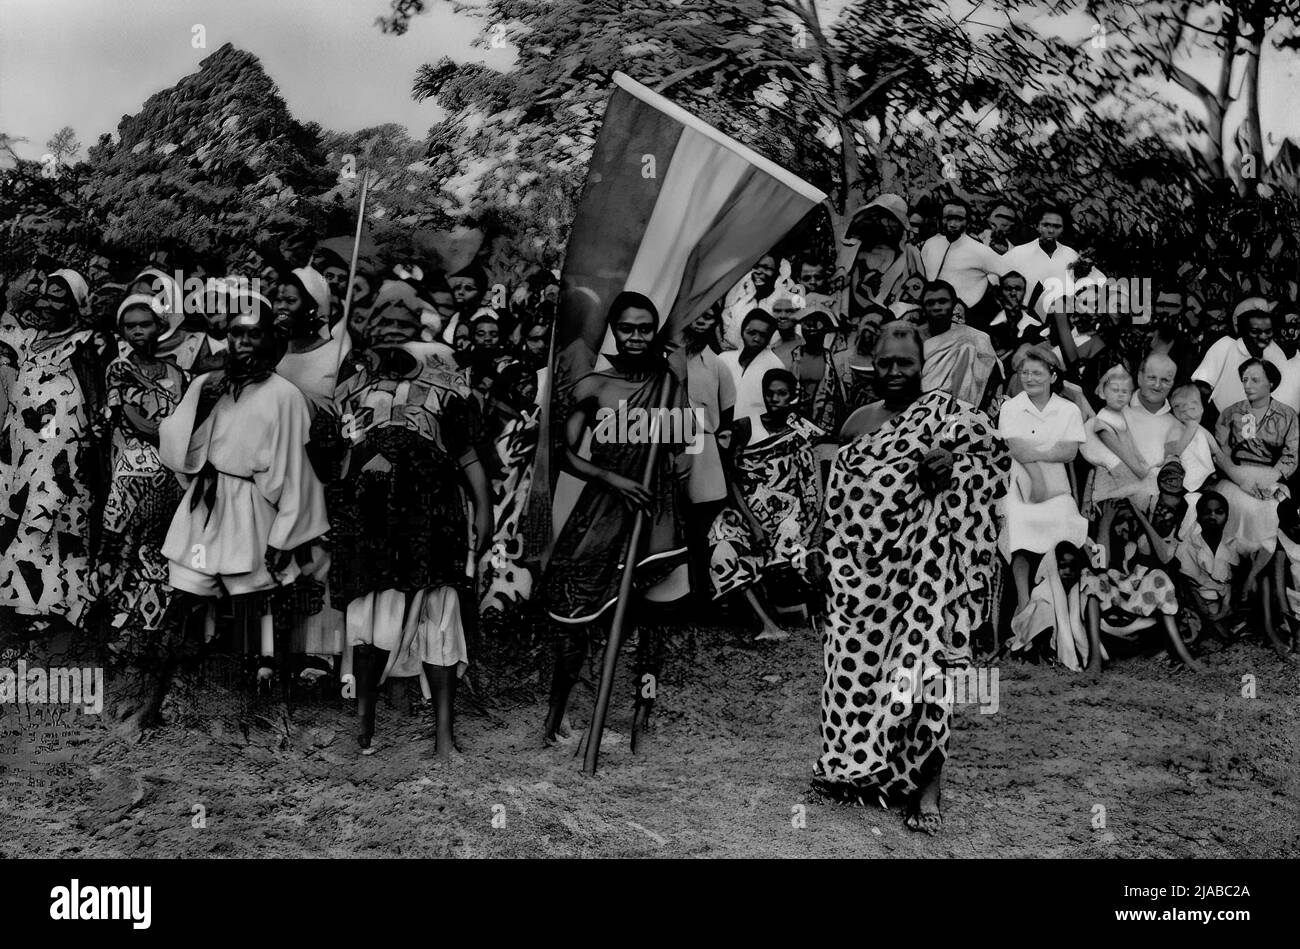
[525,71,828,564]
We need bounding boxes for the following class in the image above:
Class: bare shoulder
[841,402,884,443]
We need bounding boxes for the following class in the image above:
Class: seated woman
[1082,499,1200,673]
[998,345,1090,613]
[708,368,824,642]
[1214,357,1298,556]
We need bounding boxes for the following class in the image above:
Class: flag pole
[334,167,372,376]
[582,368,677,775]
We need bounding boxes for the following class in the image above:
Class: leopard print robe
[815,390,1009,800]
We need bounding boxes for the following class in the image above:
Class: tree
[379,0,1127,263]
[0,133,27,164]
[1077,0,1300,192]
[45,126,81,166]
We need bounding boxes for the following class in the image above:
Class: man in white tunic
[159,301,330,664]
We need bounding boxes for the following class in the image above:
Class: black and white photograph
[0,0,1294,919]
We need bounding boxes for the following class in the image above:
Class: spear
[334,166,372,377]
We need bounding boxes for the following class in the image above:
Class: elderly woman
[0,269,109,632]
[998,345,1090,612]
[815,322,1010,835]
[1214,358,1298,556]
[330,280,492,758]
[98,294,188,727]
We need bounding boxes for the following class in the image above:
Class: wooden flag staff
[580,369,677,775]
[334,166,372,377]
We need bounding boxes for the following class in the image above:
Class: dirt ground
[1,618,1297,859]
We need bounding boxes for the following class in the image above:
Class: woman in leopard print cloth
[813,321,1010,834]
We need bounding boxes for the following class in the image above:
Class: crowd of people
[2,190,1297,833]
[0,239,553,755]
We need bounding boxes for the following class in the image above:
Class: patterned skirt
[1079,565,1179,619]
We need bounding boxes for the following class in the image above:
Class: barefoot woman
[814,321,1010,834]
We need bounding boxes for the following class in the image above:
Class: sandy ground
[1,618,1297,859]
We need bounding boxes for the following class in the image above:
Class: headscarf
[291,266,332,323]
[362,279,431,344]
[115,292,182,337]
[46,269,91,316]
[854,193,909,232]
[131,267,183,322]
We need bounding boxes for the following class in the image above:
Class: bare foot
[544,713,574,747]
[754,628,790,642]
[904,809,943,835]
[905,770,943,835]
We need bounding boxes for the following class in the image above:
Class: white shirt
[999,391,1086,445]
[1192,336,1288,412]
[920,233,1006,307]
[1000,239,1080,306]
[998,391,1085,498]
[1124,393,1178,467]
[1180,425,1215,493]
[718,348,785,422]
[685,347,736,504]
[1176,523,1241,599]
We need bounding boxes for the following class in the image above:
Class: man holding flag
[525,73,827,768]
[540,291,691,744]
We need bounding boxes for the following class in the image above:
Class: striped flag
[526,72,827,561]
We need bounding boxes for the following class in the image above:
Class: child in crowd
[1165,384,1218,497]
[1081,499,1200,672]
[1138,460,1189,565]
[1087,366,1150,507]
[1174,490,1239,642]
[1093,366,1147,478]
